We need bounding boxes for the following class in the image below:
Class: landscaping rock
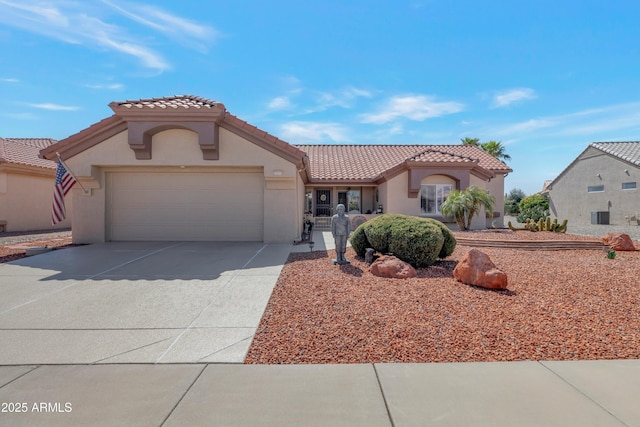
[370,255,417,279]
[453,249,508,290]
[601,233,637,251]
[364,248,375,265]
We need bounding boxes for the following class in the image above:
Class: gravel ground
[0,229,73,263]
[245,230,640,364]
[3,226,640,365]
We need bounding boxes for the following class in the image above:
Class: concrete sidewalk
[1,360,639,426]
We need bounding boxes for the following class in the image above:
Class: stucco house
[40,95,511,244]
[545,141,640,226]
[0,137,72,232]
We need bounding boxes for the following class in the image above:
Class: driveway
[0,241,292,364]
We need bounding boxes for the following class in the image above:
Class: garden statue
[331,203,351,265]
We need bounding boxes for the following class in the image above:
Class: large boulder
[453,249,508,290]
[601,233,637,251]
[370,255,417,279]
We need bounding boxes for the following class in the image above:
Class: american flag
[51,159,78,225]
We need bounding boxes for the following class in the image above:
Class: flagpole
[56,152,89,194]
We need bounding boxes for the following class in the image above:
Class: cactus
[509,217,568,233]
[556,219,568,233]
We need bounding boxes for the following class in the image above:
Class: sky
[1,0,639,196]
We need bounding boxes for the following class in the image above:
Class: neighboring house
[40,95,512,244]
[545,141,640,226]
[0,137,72,232]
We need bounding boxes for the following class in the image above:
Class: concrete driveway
[0,241,292,364]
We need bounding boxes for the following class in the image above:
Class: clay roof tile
[0,137,58,169]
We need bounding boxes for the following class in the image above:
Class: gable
[40,95,309,179]
[547,142,640,191]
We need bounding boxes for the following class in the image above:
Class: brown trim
[407,168,468,198]
[40,115,127,161]
[126,122,220,160]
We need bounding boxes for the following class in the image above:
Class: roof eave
[40,115,127,161]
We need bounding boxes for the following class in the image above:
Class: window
[338,190,361,213]
[420,184,452,215]
[587,185,604,192]
[622,182,637,190]
[347,190,360,212]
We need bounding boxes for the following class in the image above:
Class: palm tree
[464,186,496,229]
[440,186,496,231]
[480,140,511,163]
[460,137,480,146]
[439,189,467,231]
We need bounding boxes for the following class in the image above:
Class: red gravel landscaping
[245,231,640,364]
[0,236,73,264]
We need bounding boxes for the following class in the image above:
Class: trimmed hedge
[350,214,456,268]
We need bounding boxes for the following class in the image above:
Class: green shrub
[387,219,444,267]
[363,214,403,254]
[350,225,369,257]
[517,194,549,223]
[348,214,456,267]
[423,218,457,258]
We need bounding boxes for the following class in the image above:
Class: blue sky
[1,0,639,195]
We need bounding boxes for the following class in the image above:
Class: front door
[315,189,332,216]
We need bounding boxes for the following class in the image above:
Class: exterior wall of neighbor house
[65,127,300,243]
[0,169,72,232]
[547,147,640,225]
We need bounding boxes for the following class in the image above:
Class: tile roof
[590,141,640,166]
[0,138,57,169]
[295,144,512,181]
[110,95,224,111]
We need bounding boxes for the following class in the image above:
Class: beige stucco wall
[66,127,301,243]
[381,170,497,230]
[547,148,640,225]
[385,171,413,215]
[0,170,72,232]
[485,174,506,228]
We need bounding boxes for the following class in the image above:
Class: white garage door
[106,170,264,241]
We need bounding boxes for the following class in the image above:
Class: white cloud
[0,0,216,72]
[313,86,372,111]
[101,0,219,51]
[360,95,464,124]
[1,77,19,83]
[483,102,640,140]
[280,121,350,143]
[492,88,537,108]
[85,82,124,90]
[27,103,80,111]
[267,96,293,110]
[3,112,37,120]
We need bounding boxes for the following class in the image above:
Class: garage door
[106,170,264,241]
